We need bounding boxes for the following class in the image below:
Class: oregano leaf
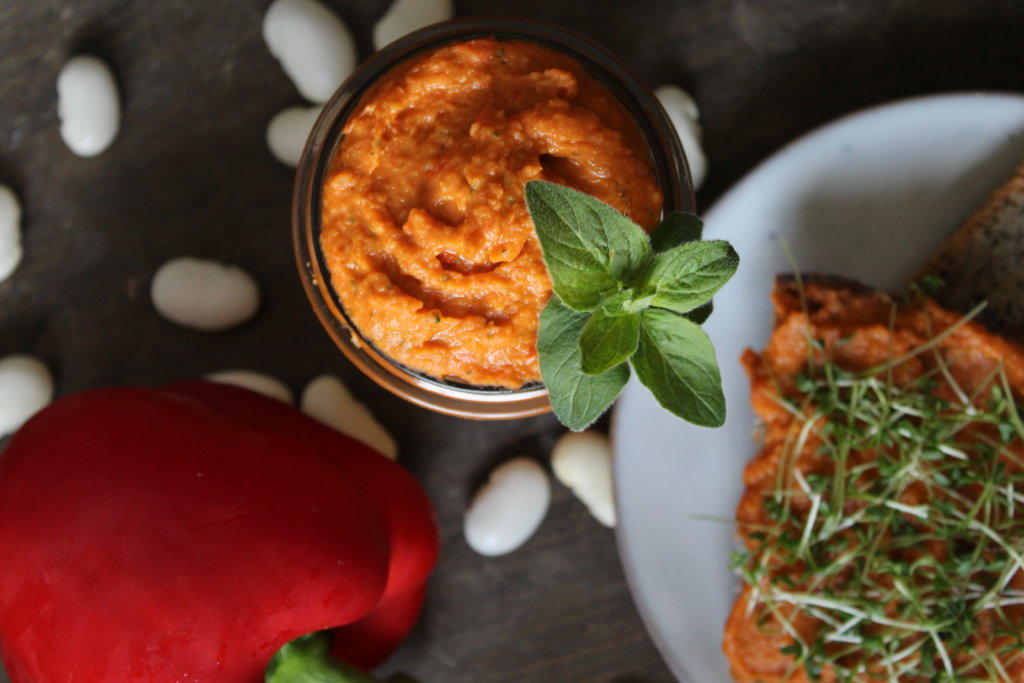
[579,308,640,376]
[526,180,650,310]
[596,289,642,316]
[650,212,704,252]
[632,308,725,427]
[640,240,738,314]
[683,300,714,325]
[537,296,630,431]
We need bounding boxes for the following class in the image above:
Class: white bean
[56,55,120,157]
[301,374,397,459]
[0,185,22,283]
[551,431,616,527]
[464,457,550,556]
[373,0,454,50]
[266,105,322,167]
[655,85,707,190]
[206,369,293,404]
[262,0,356,104]
[0,355,54,438]
[151,257,260,331]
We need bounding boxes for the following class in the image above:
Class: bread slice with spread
[723,161,1024,681]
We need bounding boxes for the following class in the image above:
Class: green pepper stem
[265,632,420,683]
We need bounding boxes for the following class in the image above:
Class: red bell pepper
[0,381,438,683]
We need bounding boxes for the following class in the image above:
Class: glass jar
[292,16,694,420]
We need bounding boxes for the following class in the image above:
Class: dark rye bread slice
[916,161,1024,342]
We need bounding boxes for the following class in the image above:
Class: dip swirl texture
[321,37,662,389]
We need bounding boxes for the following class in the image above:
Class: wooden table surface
[2,1,1024,681]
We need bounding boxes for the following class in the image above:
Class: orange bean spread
[724,276,1024,682]
[320,37,662,389]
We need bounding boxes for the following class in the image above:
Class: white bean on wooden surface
[56,55,120,157]
[0,355,54,438]
[266,105,321,167]
[464,457,550,557]
[301,374,397,459]
[0,185,22,283]
[150,257,260,331]
[262,0,356,104]
[373,0,454,50]
[551,431,616,527]
[206,369,293,404]
[655,85,707,190]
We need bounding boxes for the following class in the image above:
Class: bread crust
[915,161,1024,342]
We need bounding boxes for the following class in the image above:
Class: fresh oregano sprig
[525,180,739,431]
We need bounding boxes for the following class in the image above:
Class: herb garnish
[525,180,738,431]
[733,301,1024,681]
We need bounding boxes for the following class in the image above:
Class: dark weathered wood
[2,1,1024,681]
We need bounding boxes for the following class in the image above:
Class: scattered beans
[150,257,260,331]
[373,0,454,50]
[262,0,356,104]
[0,355,53,438]
[551,431,616,527]
[655,85,707,190]
[301,374,397,459]
[464,457,550,556]
[266,105,321,167]
[0,185,22,283]
[56,55,120,157]
[206,369,293,404]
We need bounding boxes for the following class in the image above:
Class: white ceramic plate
[611,92,1024,682]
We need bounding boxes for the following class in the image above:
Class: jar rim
[292,16,695,420]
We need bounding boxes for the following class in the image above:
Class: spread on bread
[724,276,1024,682]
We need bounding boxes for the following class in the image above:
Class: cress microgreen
[732,303,1024,680]
[525,180,738,430]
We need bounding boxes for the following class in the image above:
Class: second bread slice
[917,161,1024,340]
